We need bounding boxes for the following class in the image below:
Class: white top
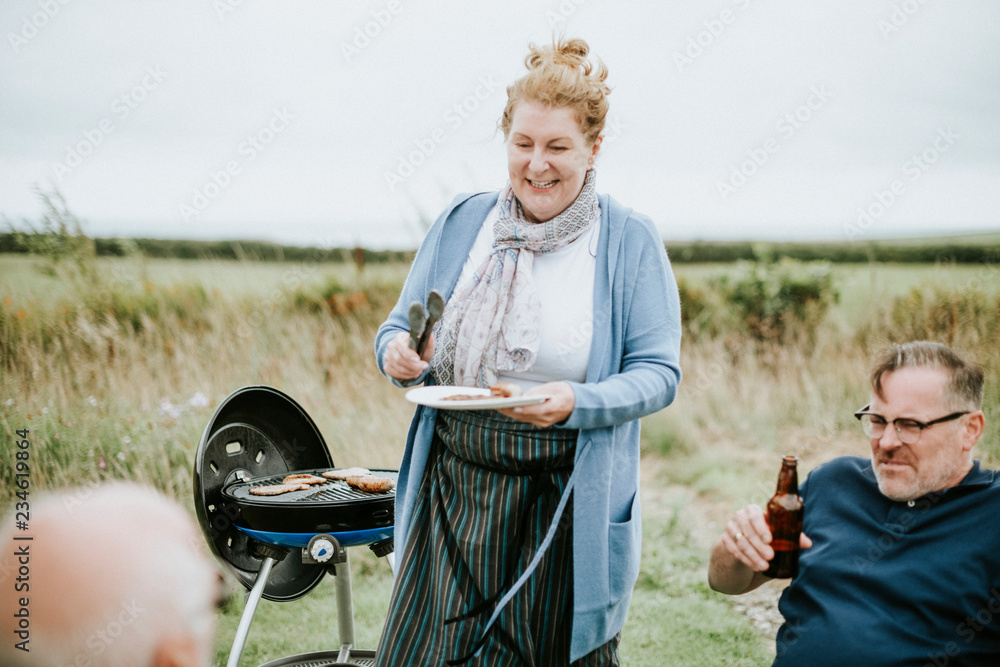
[452,201,599,389]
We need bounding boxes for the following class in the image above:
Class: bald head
[0,483,218,667]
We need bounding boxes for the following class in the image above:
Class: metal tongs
[408,289,445,356]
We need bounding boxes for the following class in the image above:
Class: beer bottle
[764,455,803,579]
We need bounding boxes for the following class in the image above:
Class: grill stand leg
[334,550,357,662]
[227,555,276,667]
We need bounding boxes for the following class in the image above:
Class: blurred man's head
[0,483,219,666]
[863,341,986,501]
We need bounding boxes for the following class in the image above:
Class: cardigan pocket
[607,490,642,603]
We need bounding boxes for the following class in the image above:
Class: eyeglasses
[854,404,968,445]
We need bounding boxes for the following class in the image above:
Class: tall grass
[0,254,414,505]
[647,261,1000,514]
[3,250,999,666]
[4,252,997,525]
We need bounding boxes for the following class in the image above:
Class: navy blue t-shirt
[772,456,1000,667]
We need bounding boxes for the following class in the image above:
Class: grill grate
[298,483,392,503]
[221,468,397,536]
[225,469,397,505]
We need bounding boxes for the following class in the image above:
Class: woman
[374,37,682,666]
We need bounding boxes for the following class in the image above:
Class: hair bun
[501,36,611,145]
[525,37,605,81]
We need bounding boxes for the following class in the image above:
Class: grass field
[2,252,998,665]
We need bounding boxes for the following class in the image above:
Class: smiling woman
[505,102,600,223]
[499,39,608,223]
[374,36,682,666]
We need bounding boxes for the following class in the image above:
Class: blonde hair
[500,37,611,145]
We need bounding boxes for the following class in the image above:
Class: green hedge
[666,240,1000,264]
[4,233,998,264]
[0,233,415,264]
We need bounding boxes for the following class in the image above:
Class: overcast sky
[2,0,998,249]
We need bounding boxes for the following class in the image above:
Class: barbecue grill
[194,386,396,666]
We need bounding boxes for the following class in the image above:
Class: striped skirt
[375,409,620,666]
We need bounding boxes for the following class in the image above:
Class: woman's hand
[496,381,574,428]
[383,331,435,382]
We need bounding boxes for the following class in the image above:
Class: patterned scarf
[429,169,599,388]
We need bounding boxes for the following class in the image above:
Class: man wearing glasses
[707,341,997,666]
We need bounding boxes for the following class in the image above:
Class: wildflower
[189,392,209,408]
[158,398,183,419]
[122,435,132,445]
[116,452,125,461]
[98,456,106,469]
[87,395,98,407]
[4,398,13,406]
[42,407,49,414]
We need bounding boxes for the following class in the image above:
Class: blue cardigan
[374,191,683,660]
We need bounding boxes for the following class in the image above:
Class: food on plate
[249,483,311,496]
[439,383,524,402]
[322,467,373,480]
[489,382,523,398]
[345,475,396,493]
[281,473,327,486]
[440,392,490,402]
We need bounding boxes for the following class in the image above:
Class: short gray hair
[871,341,985,411]
[0,483,218,667]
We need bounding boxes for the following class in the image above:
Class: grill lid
[194,386,334,601]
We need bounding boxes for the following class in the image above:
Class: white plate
[405,386,552,410]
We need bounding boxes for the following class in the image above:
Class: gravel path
[729,582,787,640]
